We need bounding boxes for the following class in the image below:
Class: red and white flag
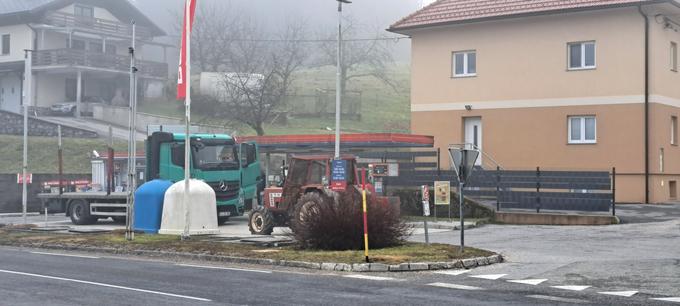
[177,0,197,100]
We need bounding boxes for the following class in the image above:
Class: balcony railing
[43,11,154,39]
[33,49,168,78]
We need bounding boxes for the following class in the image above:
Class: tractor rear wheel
[249,206,274,235]
[292,192,324,229]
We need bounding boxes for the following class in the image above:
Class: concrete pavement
[38,116,147,141]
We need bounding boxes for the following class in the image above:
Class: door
[240,143,261,202]
[464,117,482,166]
[0,75,21,113]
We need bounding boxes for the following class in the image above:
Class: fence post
[536,167,541,213]
[496,166,500,211]
[612,167,616,216]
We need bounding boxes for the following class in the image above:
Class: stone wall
[0,110,98,138]
[0,173,90,213]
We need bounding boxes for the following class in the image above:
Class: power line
[166,35,408,43]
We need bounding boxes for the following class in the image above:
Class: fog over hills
[132,0,426,62]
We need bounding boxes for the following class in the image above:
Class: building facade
[390,0,680,203]
[0,0,168,116]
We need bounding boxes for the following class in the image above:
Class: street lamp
[335,0,351,159]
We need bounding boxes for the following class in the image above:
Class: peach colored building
[390,0,680,203]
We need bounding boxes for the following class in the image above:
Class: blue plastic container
[134,180,173,234]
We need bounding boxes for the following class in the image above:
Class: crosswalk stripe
[551,285,590,291]
[598,291,638,297]
[433,270,470,276]
[651,297,680,303]
[507,279,548,286]
[470,274,507,280]
[427,282,484,290]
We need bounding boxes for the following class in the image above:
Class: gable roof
[0,0,164,36]
[0,0,54,15]
[389,0,673,33]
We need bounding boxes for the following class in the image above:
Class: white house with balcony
[0,0,168,116]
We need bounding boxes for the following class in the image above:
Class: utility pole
[335,0,351,159]
[126,22,137,241]
[22,49,33,224]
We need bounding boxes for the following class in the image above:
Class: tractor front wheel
[292,193,324,229]
[249,206,274,235]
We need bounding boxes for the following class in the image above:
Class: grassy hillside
[0,135,133,174]
[139,65,411,136]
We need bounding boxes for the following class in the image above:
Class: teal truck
[38,131,262,225]
[146,132,262,223]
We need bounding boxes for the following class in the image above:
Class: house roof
[0,0,165,36]
[389,0,673,33]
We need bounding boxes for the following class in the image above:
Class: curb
[409,222,480,230]
[0,241,504,273]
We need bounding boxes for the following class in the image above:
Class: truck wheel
[112,217,127,224]
[292,193,323,228]
[248,207,274,235]
[218,216,230,224]
[69,200,95,225]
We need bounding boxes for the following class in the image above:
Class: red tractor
[249,154,393,235]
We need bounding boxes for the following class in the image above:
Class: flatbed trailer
[37,192,129,225]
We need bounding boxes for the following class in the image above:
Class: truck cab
[146,132,261,222]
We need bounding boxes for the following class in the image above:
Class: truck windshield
[194,144,239,170]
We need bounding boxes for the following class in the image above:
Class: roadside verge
[0,227,503,273]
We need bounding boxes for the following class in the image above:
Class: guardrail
[33,49,168,78]
[43,12,153,39]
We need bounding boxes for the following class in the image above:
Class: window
[568,116,597,144]
[105,45,117,55]
[75,5,94,18]
[89,42,103,53]
[1,34,9,55]
[452,51,476,77]
[171,144,185,167]
[672,42,678,72]
[70,39,85,50]
[672,116,678,146]
[568,41,596,70]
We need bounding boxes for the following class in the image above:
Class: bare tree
[206,19,308,136]
[318,17,397,97]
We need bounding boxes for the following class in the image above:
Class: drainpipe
[638,5,650,204]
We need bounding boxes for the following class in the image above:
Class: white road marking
[176,264,272,274]
[598,290,638,297]
[470,274,507,280]
[551,285,591,291]
[507,279,548,286]
[343,275,399,281]
[427,282,484,290]
[652,297,680,303]
[30,251,100,259]
[527,295,589,304]
[433,270,470,276]
[0,269,211,302]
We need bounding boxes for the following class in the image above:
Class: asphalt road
[0,247,677,306]
[1,204,679,305]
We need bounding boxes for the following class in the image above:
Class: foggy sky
[134,0,424,35]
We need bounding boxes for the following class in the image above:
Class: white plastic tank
[158,179,219,235]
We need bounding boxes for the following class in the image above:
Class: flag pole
[182,0,192,240]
